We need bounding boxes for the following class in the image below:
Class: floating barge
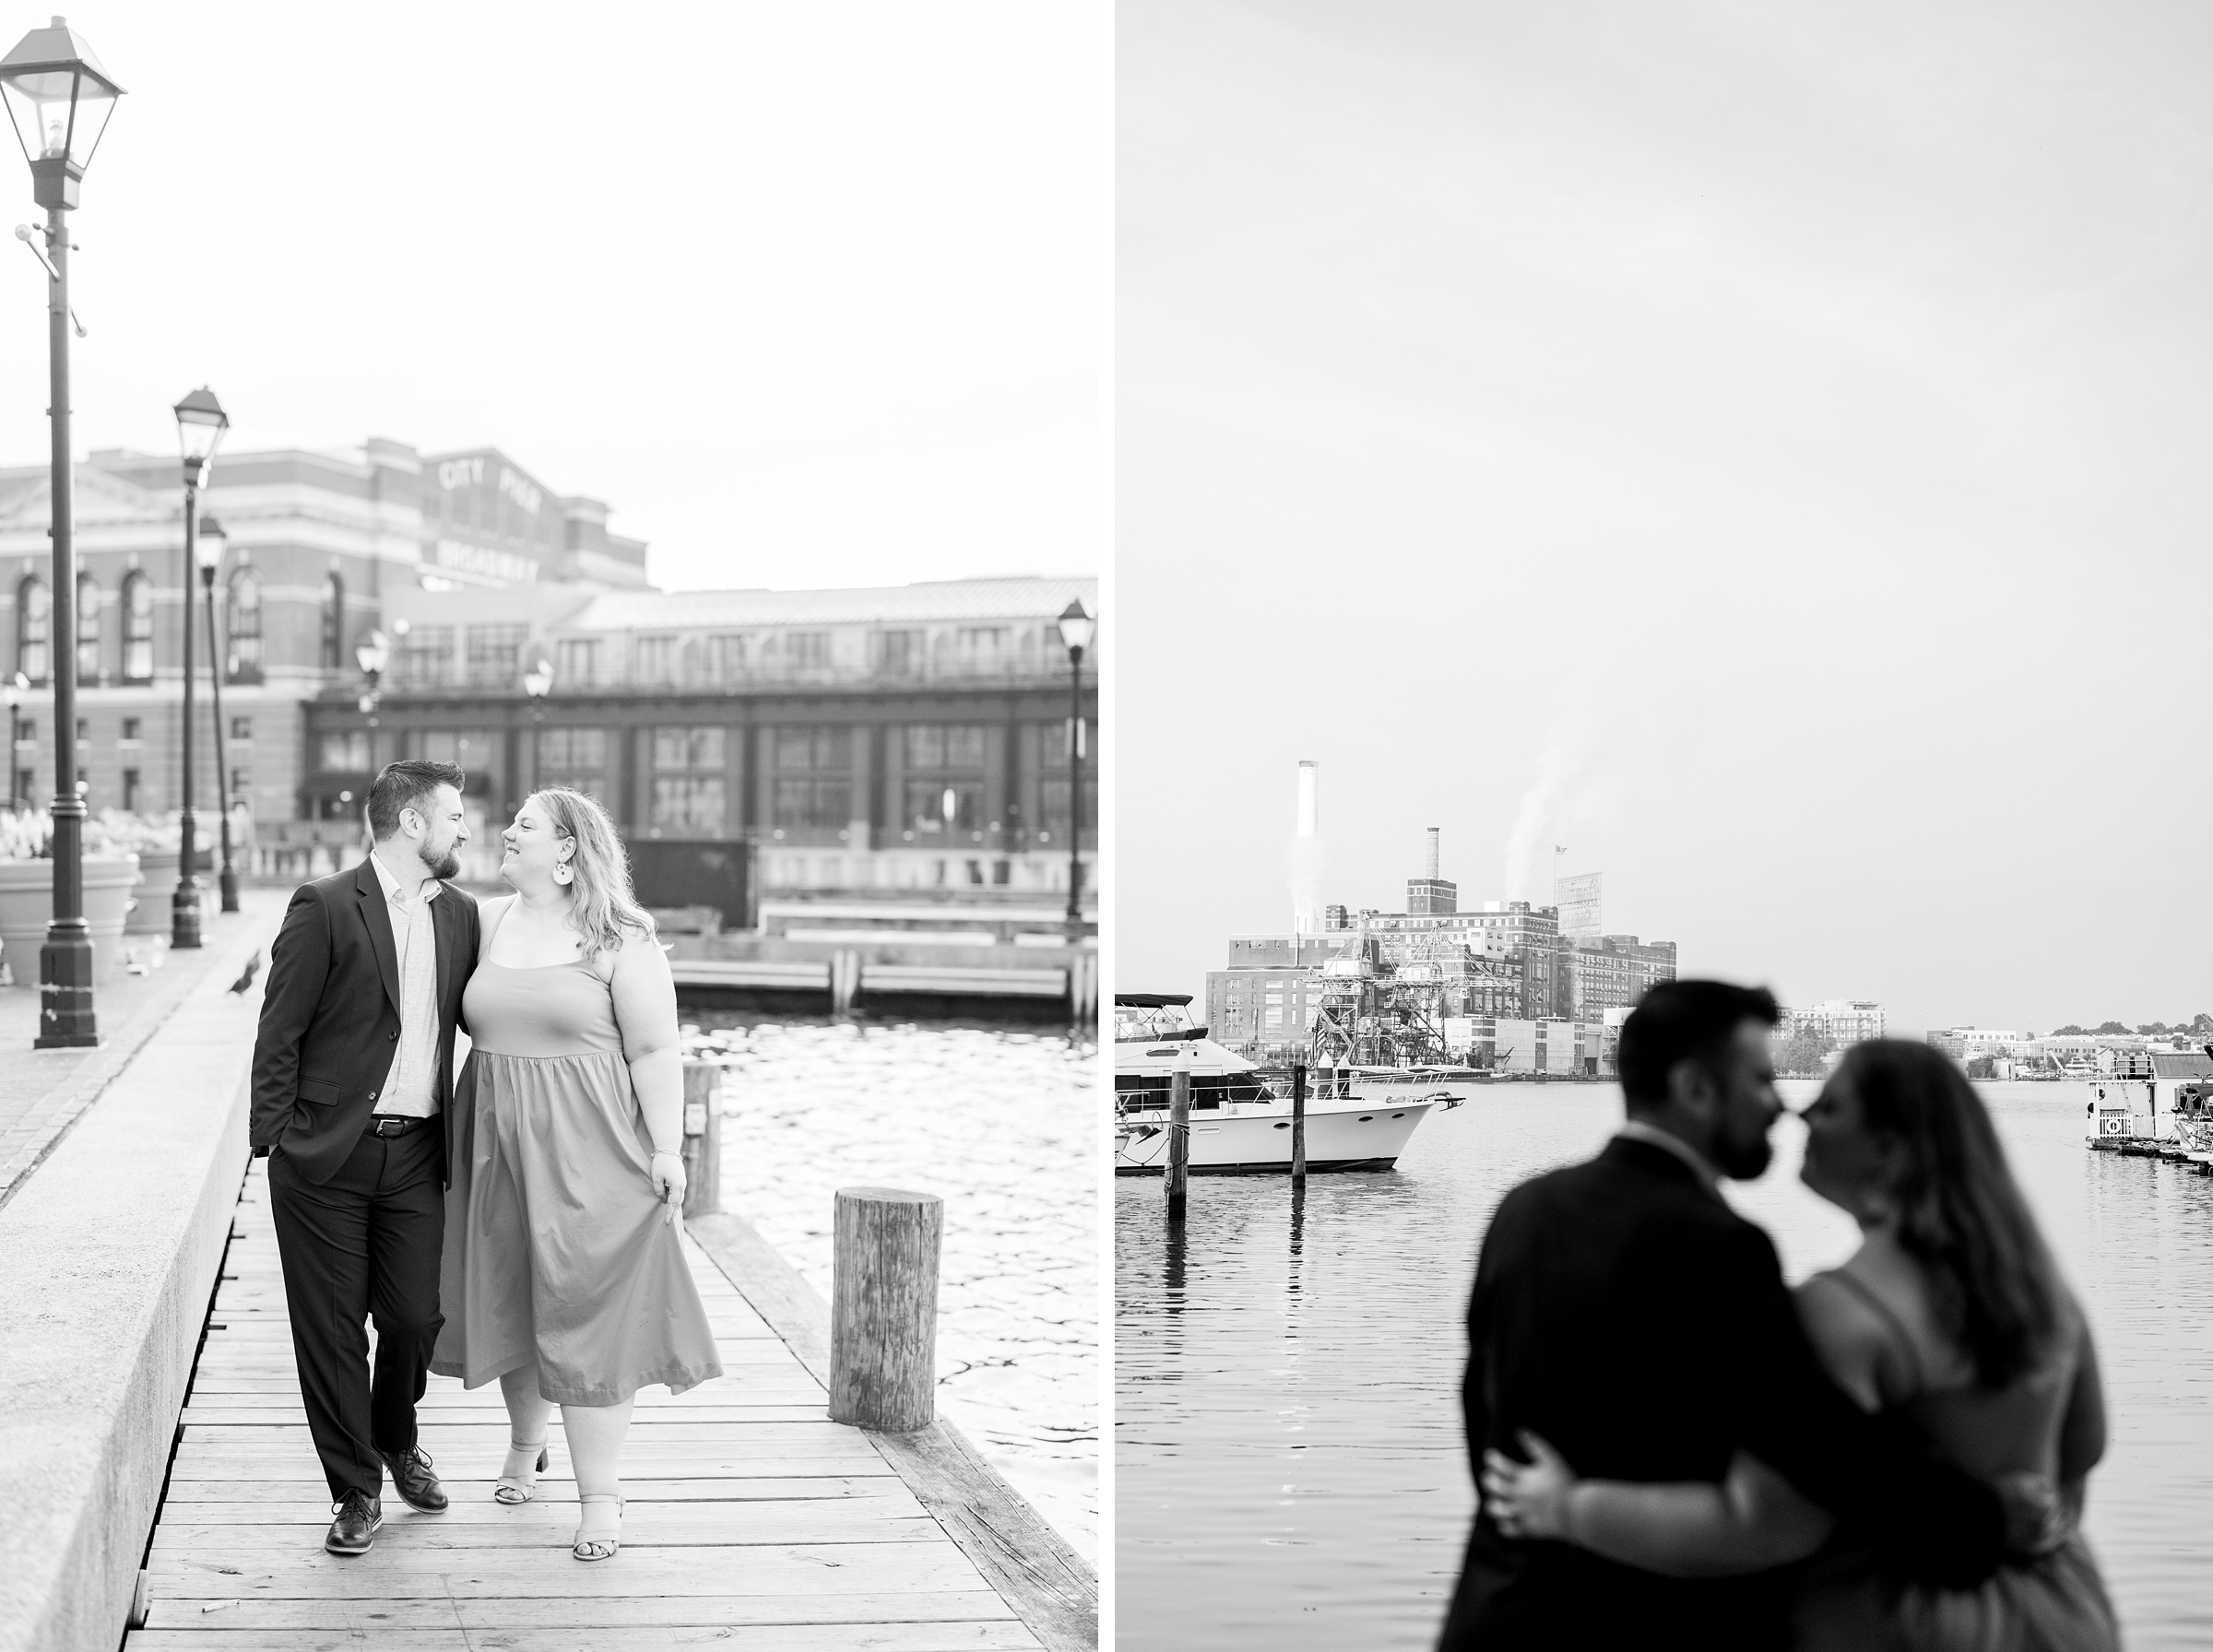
[2087,1048,2213,1174]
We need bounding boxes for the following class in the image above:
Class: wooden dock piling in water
[1166,1064,1191,1216]
[1291,1062,1308,1184]
[679,1059,723,1220]
[829,1186,944,1434]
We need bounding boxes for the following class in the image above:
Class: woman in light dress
[1485,1039,2118,1652]
[432,786,722,1561]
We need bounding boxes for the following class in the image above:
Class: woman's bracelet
[650,1149,683,1162]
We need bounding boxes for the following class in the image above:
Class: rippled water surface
[700,1014,1096,1557]
[1116,1081,2213,1648]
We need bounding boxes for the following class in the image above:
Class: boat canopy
[1115,993,1193,1009]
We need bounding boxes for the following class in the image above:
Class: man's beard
[417,840,461,882]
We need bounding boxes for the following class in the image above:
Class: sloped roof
[2151,1051,2213,1079]
[553,575,1096,632]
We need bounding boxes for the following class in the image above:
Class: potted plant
[100,809,184,937]
[0,810,142,987]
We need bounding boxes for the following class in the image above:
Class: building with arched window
[16,576,47,686]
[225,567,263,682]
[122,572,153,682]
[320,572,344,670]
[75,571,100,685]
[0,439,646,824]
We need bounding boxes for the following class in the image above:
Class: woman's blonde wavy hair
[528,785,657,962]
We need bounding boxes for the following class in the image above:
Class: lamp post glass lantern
[5,17,123,1044]
[1055,599,1094,927]
[196,515,238,911]
[356,629,388,718]
[171,385,226,950]
[523,656,553,721]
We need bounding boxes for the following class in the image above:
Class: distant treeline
[2049,1016,2213,1038]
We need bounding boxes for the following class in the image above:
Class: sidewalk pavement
[0,888,287,1211]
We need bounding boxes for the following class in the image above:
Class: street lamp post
[195,513,237,911]
[356,630,389,721]
[3,17,124,1045]
[1055,599,1095,930]
[522,655,553,721]
[171,387,227,950]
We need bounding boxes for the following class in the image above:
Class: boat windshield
[1116,1000,1195,1043]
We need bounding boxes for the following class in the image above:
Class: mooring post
[829,1186,944,1432]
[680,1058,722,1219]
[830,949,861,1015]
[1291,1061,1308,1184]
[1166,1050,1192,1218]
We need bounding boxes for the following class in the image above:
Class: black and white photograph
[1118,4,2213,1649]
[0,6,1098,1649]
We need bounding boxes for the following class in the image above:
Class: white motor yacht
[1114,994,1443,1174]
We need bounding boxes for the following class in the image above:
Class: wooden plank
[140,1591,1023,1632]
[686,1210,1095,1652]
[146,1543,986,1598]
[127,1625,1038,1651]
[124,1162,1052,1652]
[149,1509,941,1551]
[150,1491,928,1526]
[160,1476,904,1503]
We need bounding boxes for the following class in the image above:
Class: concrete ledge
[0,925,266,1652]
[690,1209,1098,1652]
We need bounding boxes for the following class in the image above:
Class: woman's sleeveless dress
[1793,1270,2117,1652]
[429,950,722,1405]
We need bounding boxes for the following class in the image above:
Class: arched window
[122,572,153,682]
[75,572,100,684]
[320,572,344,670]
[226,567,263,681]
[17,576,48,685]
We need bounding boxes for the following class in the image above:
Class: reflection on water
[1116,1081,2213,1649]
[700,1014,1096,1558]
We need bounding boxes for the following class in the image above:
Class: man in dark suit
[251,760,479,1556]
[1438,980,2016,1650]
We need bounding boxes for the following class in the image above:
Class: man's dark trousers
[268,1121,444,1502]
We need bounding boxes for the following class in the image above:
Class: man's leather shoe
[325,1489,381,1555]
[382,1446,448,1513]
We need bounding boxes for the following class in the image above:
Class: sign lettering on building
[434,537,540,584]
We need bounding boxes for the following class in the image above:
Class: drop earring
[554,863,574,885]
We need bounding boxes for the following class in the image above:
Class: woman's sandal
[573,1493,623,1562]
[493,1438,550,1505]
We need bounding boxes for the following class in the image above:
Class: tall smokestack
[1426,826,1439,880]
[1292,761,1320,935]
[1408,824,1458,916]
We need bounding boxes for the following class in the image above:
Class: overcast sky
[1120,0,2213,1035]
[0,3,1101,592]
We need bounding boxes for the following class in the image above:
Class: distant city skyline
[1121,1,2213,1036]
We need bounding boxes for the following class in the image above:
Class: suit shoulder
[302,864,362,903]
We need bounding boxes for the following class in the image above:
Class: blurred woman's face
[1800,1069,1901,1221]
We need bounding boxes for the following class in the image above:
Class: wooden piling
[830,948,862,1014]
[829,1186,944,1433]
[680,1057,722,1219]
[1291,1061,1307,1184]
[1166,1063,1191,1217]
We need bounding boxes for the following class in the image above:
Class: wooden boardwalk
[125,1157,1050,1650]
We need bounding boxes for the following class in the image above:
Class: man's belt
[366,1114,430,1137]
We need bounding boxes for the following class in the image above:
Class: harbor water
[1116,1080,2213,1649]
[698,1012,1097,1558]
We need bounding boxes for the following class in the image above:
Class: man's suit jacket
[248,858,479,1186]
[1438,1135,2006,1652]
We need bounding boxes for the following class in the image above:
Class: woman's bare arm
[608,928,686,1221]
[1485,1434,1834,1577]
[2056,1316,2107,1487]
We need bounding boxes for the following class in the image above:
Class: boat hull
[1114,1101,1433,1174]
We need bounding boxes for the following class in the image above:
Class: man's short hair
[1616,979,1780,1110]
[366,761,466,841]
